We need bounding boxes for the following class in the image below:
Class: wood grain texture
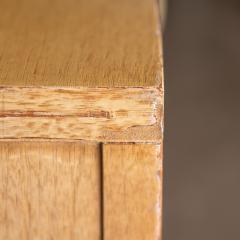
[103,144,163,240]
[0,87,163,142]
[0,0,163,88]
[0,142,101,240]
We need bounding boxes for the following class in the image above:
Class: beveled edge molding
[0,86,163,142]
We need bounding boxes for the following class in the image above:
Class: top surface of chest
[0,0,163,88]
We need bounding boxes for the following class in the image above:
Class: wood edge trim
[0,86,163,142]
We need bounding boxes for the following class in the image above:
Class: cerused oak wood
[0,142,101,240]
[103,144,163,240]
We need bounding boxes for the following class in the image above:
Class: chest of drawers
[0,0,164,239]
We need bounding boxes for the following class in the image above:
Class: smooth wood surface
[0,86,163,142]
[103,144,163,240]
[0,142,101,240]
[0,0,162,87]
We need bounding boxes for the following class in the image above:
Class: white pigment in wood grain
[0,87,163,142]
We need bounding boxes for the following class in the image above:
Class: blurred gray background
[163,0,240,239]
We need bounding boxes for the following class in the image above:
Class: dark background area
[163,0,240,239]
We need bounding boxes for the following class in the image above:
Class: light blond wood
[0,142,101,240]
[0,0,162,88]
[0,86,163,142]
[103,144,163,240]
[0,1,164,239]
[0,0,164,143]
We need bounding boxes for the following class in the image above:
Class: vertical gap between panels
[99,143,104,240]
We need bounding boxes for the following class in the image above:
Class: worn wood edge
[0,139,164,144]
[0,86,163,142]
